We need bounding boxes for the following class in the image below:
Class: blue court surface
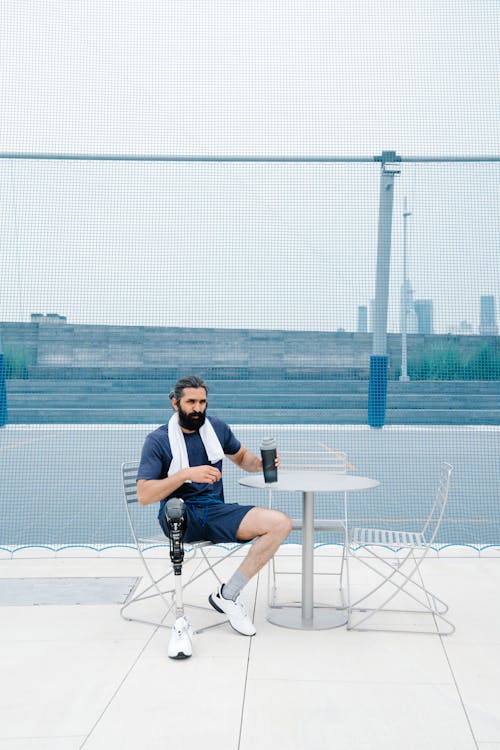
[1,423,499,548]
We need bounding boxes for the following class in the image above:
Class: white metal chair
[120,460,243,634]
[267,450,350,610]
[347,461,454,635]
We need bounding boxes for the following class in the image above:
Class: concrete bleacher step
[6,378,372,394]
[6,407,500,425]
[5,378,500,424]
[7,377,500,395]
[19,366,374,381]
[6,392,500,410]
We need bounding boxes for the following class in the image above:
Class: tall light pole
[400,196,412,382]
[368,151,400,428]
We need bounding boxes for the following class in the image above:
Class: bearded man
[137,374,291,640]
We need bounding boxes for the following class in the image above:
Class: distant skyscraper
[458,321,473,334]
[357,305,368,333]
[414,300,434,335]
[369,299,375,333]
[479,295,498,335]
[30,313,67,325]
[400,280,418,334]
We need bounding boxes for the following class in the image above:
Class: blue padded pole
[368,355,388,428]
[368,152,399,428]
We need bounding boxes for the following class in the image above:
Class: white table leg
[302,491,314,624]
[266,490,348,630]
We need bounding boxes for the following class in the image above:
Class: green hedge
[2,343,34,379]
[402,342,500,380]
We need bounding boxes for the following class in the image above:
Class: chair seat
[138,535,170,544]
[351,527,425,548]
[291,518,345,531]
[138,535,212,548]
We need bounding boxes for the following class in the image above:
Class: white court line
[0,430,69,451]
[3,424,500,432]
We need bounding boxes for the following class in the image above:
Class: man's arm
[227,445,280,474]
[137,464,222,506]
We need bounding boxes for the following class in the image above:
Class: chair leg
[268,538,348,611]
[337,529,349,610]
[267,557,279,608]
[122,543,244,630]
[349,599,455,636]
[347,547,454,634]
[120,566,177,626]
[349,548,449,614]
[338,496,350,609]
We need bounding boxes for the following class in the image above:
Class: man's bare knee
[273,512,293,540]
[236,508,292,542]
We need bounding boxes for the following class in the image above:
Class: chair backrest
[122,460,140,504]
[280,450,348,473]
[267,450,349,523]
[121,460,165,545]
[421,462,453,544]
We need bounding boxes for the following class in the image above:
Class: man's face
[173,387,207,431]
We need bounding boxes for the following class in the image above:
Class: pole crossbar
[0,153,499,163]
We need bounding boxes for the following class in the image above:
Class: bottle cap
[260,437,277,450]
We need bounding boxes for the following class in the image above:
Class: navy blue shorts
[159,502,255,544]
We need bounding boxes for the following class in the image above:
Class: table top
[239,470,380,493]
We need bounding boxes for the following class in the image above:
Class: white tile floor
[1,547,499,750]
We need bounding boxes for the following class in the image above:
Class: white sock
[222,570,249,601]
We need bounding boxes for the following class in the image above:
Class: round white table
[239,470,380,630]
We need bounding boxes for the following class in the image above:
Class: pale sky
[1,0,499,333]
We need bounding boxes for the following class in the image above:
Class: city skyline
[5,290,497,337]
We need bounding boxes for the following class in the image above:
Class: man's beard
[177,405,207,431]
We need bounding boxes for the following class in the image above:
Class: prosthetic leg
[165,498,194,659]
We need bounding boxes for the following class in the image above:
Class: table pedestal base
[267,607,348,630]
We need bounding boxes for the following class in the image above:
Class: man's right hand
[185,465,222,484]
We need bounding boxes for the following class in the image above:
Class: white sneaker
[168,616,193,659]
[209,585,256,636]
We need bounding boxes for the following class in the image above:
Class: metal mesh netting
[0,158,498,548]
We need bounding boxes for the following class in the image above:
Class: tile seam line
[0,735,85,740]
[79,622,162,749]
[438,633,480,750]
[243,677,462,686]
[237,570,259,750]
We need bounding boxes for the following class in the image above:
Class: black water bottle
[260,437,278,483]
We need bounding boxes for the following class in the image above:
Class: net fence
[0,158,499,549]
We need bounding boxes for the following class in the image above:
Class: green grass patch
[2,343,35,379]
[400,342,500,380]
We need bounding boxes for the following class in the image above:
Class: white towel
[167,412,225,477]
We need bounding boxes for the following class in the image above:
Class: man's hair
[169,375,208,403]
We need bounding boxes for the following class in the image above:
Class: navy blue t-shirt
[137,415,241,521]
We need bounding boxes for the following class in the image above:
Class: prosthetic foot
[168,615,193,659]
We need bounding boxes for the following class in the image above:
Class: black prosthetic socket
[165,498,186,576]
